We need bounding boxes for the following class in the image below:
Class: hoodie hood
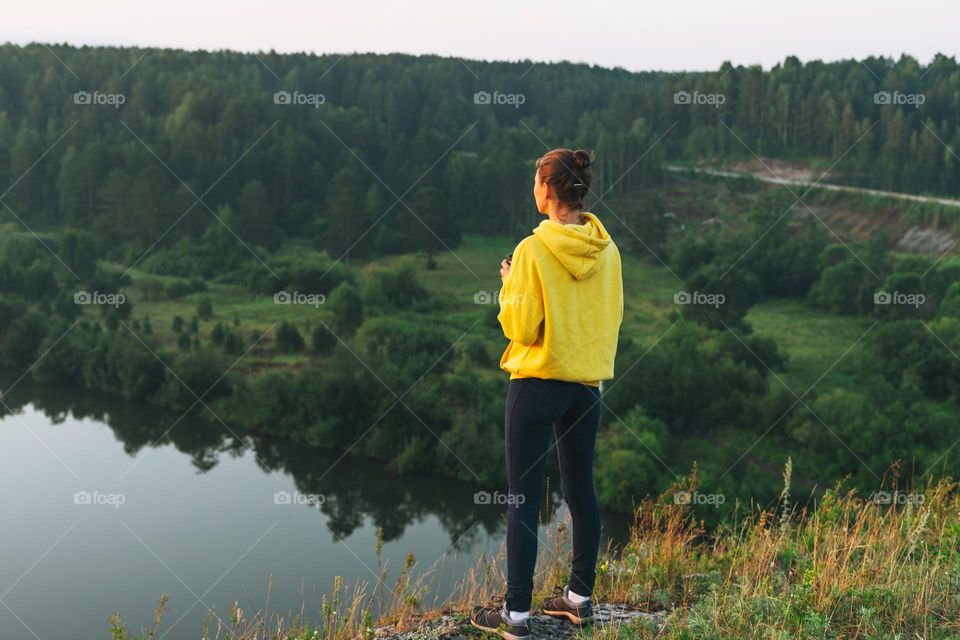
[532,212,612,280]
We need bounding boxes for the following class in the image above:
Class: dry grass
[113,468,960,639]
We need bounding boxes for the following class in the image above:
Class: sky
[2,0,957,72]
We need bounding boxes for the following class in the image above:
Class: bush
[464,339,490,366]
[875,271,935,320]
[276,321,305,353]
[329,282,364,337]
[196,296,214,320]
[24,261,58,300]
[164,276,207,299]
[244,254,353,297]
[223,330,243,355]
[596,407,667,512]
[362,263,431,310]
[158,350,232,407]
[87,266,130,296]
[0,296,27,334]
[311,323,337,355]
[363,317,454,377]
[808,258,875,315]
[0,310,47,365]
[604,322,769,436]
[680,263,760,328]
[939,282,960,319]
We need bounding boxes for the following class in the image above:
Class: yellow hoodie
[497,212,623,385]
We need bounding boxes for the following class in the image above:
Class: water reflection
[2,376,630,548]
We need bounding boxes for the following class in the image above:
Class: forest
[2,43,960,515]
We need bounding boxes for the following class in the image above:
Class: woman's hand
[500,258,512,280]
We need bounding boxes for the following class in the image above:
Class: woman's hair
[535,148,594,210]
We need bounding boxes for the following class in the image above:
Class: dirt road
[665,165,960,209]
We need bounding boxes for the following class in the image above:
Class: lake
[0,376,630,639]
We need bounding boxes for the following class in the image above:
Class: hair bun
[536,148,594,209]
[573,149,594,171]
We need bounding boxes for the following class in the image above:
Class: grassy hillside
[111,224,870,383]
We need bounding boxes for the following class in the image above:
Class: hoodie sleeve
[497,239,544,347]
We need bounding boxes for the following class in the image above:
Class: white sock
[507,610,530,622]
[566,588,590,604]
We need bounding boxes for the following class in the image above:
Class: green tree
[211,322,225,345]
[59,230,98,280]
[236,179,283,250]
[329,282,364,337]
[809,258,875,315]
[596,408,667,512]
[311,323,336,355]
[323,166,368,258]
[405,186,460,266]
[196,296,214,320]
[275,321,305,353]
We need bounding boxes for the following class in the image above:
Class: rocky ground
[374,604,669,639]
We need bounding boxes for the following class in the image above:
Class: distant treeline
[0,45,958,264]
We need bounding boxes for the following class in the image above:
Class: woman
[471,149,624,639]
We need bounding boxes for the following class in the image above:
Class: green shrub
[276,321,305,352]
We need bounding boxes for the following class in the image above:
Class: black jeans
[504,377,602,612]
